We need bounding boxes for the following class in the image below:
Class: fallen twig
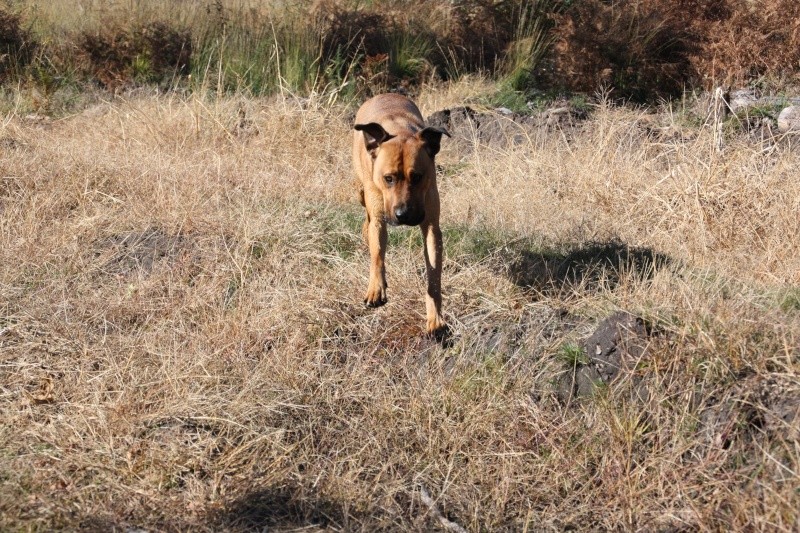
[418,486,468,533]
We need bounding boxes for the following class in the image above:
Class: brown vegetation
[544,0,699,100]
[80,22,192,89]
[690,0,800,87]
[545,0,800,100]
[2,0,800,105]
[0,8,36,81]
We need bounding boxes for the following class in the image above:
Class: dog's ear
[419,126,451,158]
[355,122,395,157]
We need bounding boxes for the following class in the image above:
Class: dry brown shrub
[544,0,700,101]
[317,3,393,59]
[434,0,520,74]
[0,8,37,81]
[689,0,800,87]
[80,21,191,90]
[544,0,800,98]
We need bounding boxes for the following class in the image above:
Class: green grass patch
[444,223,515,261]
[310,205,522,264]
[451,352,507,401]
[778,287,800,312]
[480,84,530,113]
[558,342,589,367]
[387,30,434,81]
[315,207,363,260]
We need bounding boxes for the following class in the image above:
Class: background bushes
[689,0,800,87]
[80,22,191,89]
[1,0,798,105]
[542,0,800,101]
[543,0,699,101]
[0,8,36,82]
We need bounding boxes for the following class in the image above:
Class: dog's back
[354,93,425,139]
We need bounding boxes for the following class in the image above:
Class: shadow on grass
[212,486,347,531]
[507,240,673,294]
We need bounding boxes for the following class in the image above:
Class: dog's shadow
[210,486,347,531]
[505,239,673,295]
[421,240,670,345]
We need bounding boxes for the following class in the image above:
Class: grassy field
[1,79,799,531]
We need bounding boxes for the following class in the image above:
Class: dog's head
[354,122,450,226]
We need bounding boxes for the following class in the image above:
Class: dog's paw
[364,284,388,307]
[426,317,452,345]
[426,315,447,335]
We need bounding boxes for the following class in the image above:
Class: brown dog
[352,93,450,335]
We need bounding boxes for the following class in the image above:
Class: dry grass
[1,81,799,531]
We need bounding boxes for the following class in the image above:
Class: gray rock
[585,312,649,382]
[727,88,800,116]
[426,103,585,150]
[427,106,530,146]
[575,365,603,398]
[556,365,603,403]
[729,88,758,113]
[557,311,655,403]
[778,105,800,133]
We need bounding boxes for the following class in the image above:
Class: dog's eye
[384,174,395,185]
[410,172,423,184]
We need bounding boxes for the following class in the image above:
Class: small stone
[777,106,800,133]
[729,88,758,113]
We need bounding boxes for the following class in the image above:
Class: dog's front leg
[420,215,445,334]
[364,197,388,307]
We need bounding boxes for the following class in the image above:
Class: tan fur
[352,93,449,335]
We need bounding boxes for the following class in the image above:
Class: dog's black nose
[394,205,409,221]
[394,205,423,226]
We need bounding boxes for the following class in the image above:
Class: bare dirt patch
[92,228,189,277]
